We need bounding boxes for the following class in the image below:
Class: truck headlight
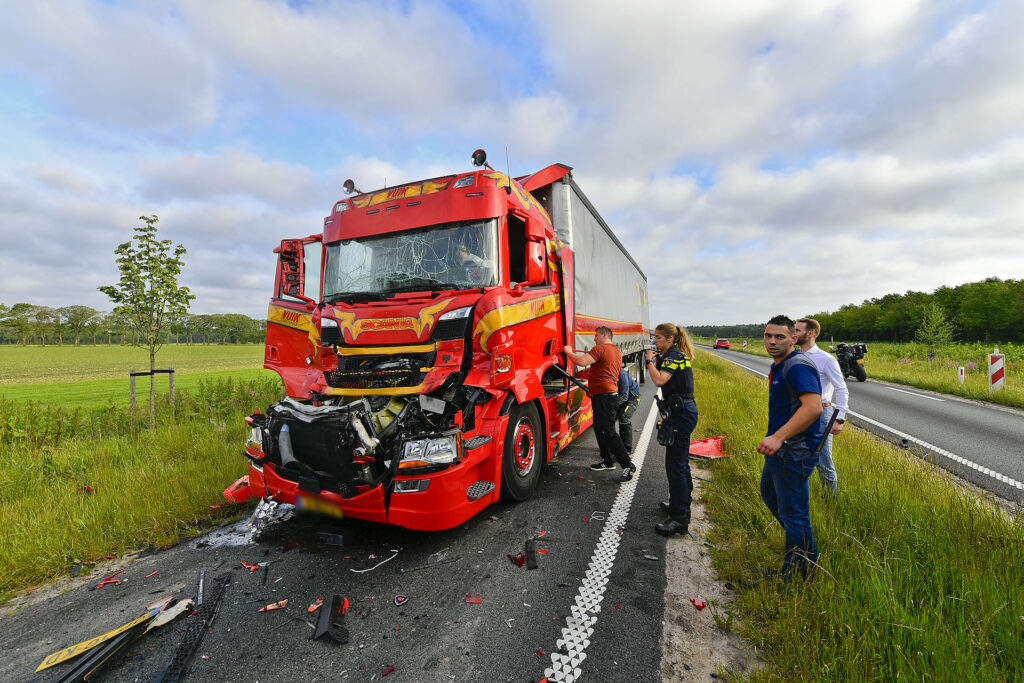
[400,433,461,468]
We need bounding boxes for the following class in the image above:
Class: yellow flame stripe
[474,294,561,352]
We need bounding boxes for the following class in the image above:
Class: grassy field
[691,349,1023,680]
[0,376,283,600]
[0,344,270,408]
[696,337,1024,410]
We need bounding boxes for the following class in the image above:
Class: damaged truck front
[227,151,650,531]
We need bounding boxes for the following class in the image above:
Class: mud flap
[223,476,253,504]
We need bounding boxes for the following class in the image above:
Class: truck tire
[853,364,867,382]
[499,402,544,502]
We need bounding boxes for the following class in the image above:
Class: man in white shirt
[795,317,848,496]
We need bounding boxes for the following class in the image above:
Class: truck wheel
[629,357,642,386]
[500,402,544,502]
[853,364,867,382]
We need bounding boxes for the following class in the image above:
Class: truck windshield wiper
[324,291,386,304]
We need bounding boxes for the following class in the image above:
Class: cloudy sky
[2,0,1023,327]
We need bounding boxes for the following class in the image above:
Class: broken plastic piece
[382,666,396,676]
[465,595,482,604]
[258,599,289,612]
[78,485,94,494]
[394,595,408,606]
[146,599,194,633]
[508,552,526,568]
[92,569,125,590]
[537,549,549,555]
[537,530,547,537]
[312,595,349,644]
[308,599,324,614]
[525,539,538,569]
[688,435,729,459]
[690,598,706,611]
[241,561,260,572]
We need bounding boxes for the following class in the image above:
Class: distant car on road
[714,338,731,349]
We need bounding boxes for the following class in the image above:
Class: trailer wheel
[500,402,544,502]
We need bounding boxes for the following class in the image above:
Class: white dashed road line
[712,352,1024,493]
[885,386,945,401]
[543,400,659,683]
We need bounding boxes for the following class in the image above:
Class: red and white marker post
[958,366,965,384]
[988,349,1005,393]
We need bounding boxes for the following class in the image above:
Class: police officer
[645,323,699,536]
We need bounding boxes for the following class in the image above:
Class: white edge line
[885,385,945,402]
[713,354,1024,493]
[543,400,660,682]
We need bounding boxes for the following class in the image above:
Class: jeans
[616,395,641,453]
[760,441,820,578]
[665,402,698,520]
[816,406,838,492]
[592,393,631,468]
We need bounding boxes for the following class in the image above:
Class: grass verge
[692,350,1024,680]
[0,376,282,600]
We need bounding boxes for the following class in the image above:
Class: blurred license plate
[297,495,343,519]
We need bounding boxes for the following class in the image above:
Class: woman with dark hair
[645,323,699,536]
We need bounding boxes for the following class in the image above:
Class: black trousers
[616,395,640,453]
[593,393,631,468]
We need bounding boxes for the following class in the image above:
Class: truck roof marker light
[343,179,363,195]
[334,201,350,212]
[453,176,474,189]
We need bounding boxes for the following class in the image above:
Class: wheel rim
[512,417,536,477]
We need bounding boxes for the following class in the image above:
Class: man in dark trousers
[757,315,824,580]
[616,367,642,455]
[564,326,635,481]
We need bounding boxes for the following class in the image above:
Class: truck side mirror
[524,240,545,284]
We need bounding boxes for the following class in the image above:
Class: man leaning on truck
[564,327,635,482]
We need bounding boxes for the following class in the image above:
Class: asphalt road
[702,345,1024,505]
[3,383,687,683]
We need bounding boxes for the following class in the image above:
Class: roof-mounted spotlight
[471,149,494,170]
[343,179,363,195]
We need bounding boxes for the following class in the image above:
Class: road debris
[258,599,289,612]
[90,569,125,590]
[690,598,706,611]
[465,595,482,604]
[382,665,396,676]
[350,550,398,573]
[145,570,159,578]
[146,600,194,633]
[308,599,324,614]
[394,595,408,606]
[241,561,260,572]
[508,552,526,568]
[35,597,172,673]
[312,595,350,644]
[156,573,231,683]
[525,539,539,569]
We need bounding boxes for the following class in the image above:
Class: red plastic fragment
[241,561,260,572]
[382,666,395,676]
[105,555,117,559]
[258,599,288,612]
[577,475,584,479]
[465,595,482,604]
[536,649,546,656]
[508,552,526,567]
[342,597,350,613]
[690,598,706,611]
[222,475,254,503]
[78,485,94,494]
[209,504,221,509]
[537,549,549,555]
[537,530,547,537]
[308,599,323,613]
[145,570,158,578]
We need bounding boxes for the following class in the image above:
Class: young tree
[99,215,195,408]
[914,302,955,359]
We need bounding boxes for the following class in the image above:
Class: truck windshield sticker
[323,219,499,303]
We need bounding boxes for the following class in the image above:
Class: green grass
[0,343,264,384]
[0,343,269,408]
[0,368,278,407]
[0,376,283,599]
[698,337,1024,410]
[692,349,1024,680]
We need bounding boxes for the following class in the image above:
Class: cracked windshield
[323,219,499,302]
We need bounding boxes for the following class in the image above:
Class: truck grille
[325,351,436,390]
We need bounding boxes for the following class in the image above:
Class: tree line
[689,277,1024,343]
[0,304,266,346]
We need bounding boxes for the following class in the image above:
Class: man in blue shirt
[616,368,641,454]
[757,315,824,580]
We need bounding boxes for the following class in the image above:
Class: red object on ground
[465,595,482,604]
[382,666,395,676]
[95,569,125,589]
[536,649,545,656]
[688,435,729,459]
[145,570,158,578]
[690,598,706,610]
[258,599,288,612]
[508,552,526,567]
[105,555,117,559]
[537,530,547,537]
[209,504,222,509]
[78,485,94,494]
[241,562,260,572]
[537,549,549,555]
[342,597,350,613]
[308,599,323,613]
[222,475,253,503]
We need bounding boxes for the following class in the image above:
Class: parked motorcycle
[835,342,868,382]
